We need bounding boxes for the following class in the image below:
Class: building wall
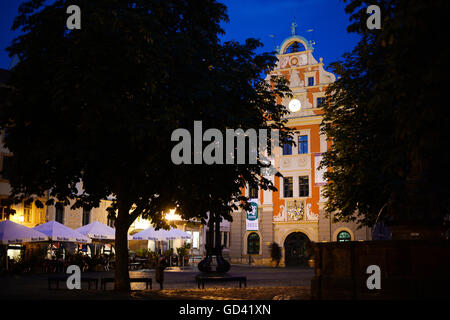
[317,208,371,242]
[47,199,112,229]
[229,32,371,266]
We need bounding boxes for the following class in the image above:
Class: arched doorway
[283,232,310,267]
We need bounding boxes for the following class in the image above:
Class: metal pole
[241,209,244,264]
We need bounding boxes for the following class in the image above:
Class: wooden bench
[101,277,152,290]
[48,275,99,290]
[195,275,247,289]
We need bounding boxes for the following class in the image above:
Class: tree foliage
[320,0,450,227]
[0,0,291,290]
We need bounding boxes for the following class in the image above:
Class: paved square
[0,265,314,300]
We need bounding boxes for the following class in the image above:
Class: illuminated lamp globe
[288,99,301,112]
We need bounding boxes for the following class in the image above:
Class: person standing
[155,255,167,290]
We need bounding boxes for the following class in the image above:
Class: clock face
[288,98,301,112]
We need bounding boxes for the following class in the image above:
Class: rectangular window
[299,176,309,197]
[283,177,293,198]
[298,135,308,154]
[55,205,64,224]
[317,97,325,108]
[282,137,292,155]
[82,208,91,226]
[192,231,200,249]
[308,77,314,86]
[249,185,258,199]
[24,202,32,223]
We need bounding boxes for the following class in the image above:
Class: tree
[320,0,450,230]
[0,0,291,290]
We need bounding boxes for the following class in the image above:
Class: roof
[0,68,10,84]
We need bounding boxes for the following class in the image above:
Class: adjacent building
[228,26,371,267]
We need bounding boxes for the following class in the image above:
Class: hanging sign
[246,202,259,231]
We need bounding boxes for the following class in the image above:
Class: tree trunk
[114,204,131,291]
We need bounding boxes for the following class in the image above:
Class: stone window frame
[245,231,262,255]
[312,91,326,109]
[333,227,355,242]
[294,129,311,154]
[304,71,317,88]
[298,175,310,197]
[282,176,294,198]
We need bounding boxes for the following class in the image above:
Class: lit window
[192,231,200,249]
[337,231,351,242]
[24,202,32,223]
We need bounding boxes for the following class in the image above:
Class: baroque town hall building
[229,25,371,267]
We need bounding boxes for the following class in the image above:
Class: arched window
[247,232,260,254]
[337,230,351,242]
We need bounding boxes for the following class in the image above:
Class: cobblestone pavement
[0,265,314,300]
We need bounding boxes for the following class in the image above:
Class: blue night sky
[0,0,359,71]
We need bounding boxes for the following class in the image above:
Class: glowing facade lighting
[165,208,182,221]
